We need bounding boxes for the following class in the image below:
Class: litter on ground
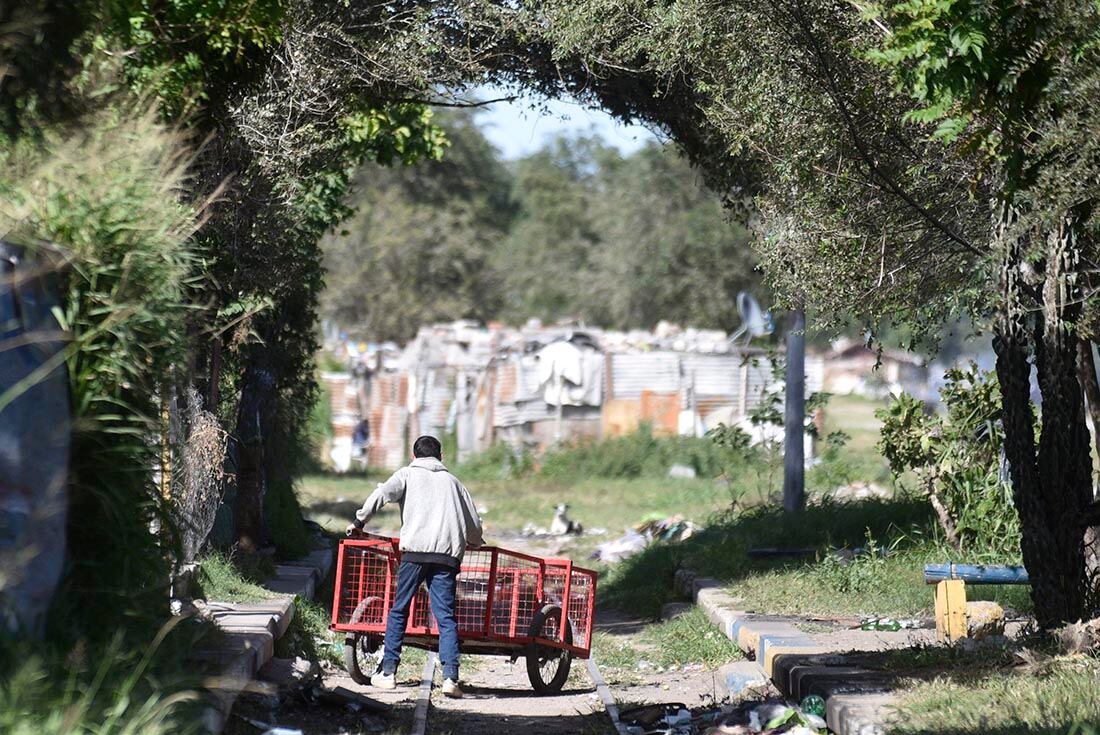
[620,698,828,735]
[593,514,700,562]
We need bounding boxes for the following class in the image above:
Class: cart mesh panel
[334,541,396,627]
[567,569,595,649]
[331,539,596,656]
[456,548,492,633]
[490,551,541,638]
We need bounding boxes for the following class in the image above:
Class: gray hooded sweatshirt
[354,457,484,567]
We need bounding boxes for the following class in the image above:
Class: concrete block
[691,576,722,601]
[718,661,770,698]
[211,610,281,637]
[199,646,255,735]
[266,575,314,599]
[232,598,296,638]
[219,629,275,671]
[696,587,741,612]
[773,653,852,692]
[284,548,335,581]
[275,564,317,581]
[735,622,803,656]
[759,640,830,677]
[826,693,894,735]
[789,666,896,700]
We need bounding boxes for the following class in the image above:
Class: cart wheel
[344,633,381,685]
[525,604,573,695]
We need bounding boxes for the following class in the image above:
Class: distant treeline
[321,109,762,343]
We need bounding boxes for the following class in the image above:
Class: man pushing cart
[335,435,597,697]
[344,435,483,698]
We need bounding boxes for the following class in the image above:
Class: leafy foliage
[1,106,198,637]
[324,124,760,342]
[102,0,286,118]
[878,365,1020,555]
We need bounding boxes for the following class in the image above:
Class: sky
[472,85,660,159]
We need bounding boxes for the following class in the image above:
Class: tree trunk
[783,308,806,513]
[1075,341,1100,576]
[996,210,1094,628]
[992,214,1062,628]
[234,350,276,552]
[1034,218,1093,624]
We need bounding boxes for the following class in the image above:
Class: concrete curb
[196,544,335,734]
[678,571,894,735]
[411,651,437,735]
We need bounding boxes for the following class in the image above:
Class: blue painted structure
[923,563,1029,585]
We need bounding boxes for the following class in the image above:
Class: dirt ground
[226,606,744,735]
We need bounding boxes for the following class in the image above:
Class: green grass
[600,496,1032,619]
[193,552,277,603]
[890,656,1100,735]
[275,597,344,666]
[643,607,743,668]
[299,472,737,542]
[0,616,218,735]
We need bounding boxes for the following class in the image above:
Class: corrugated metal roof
[610,352,681,399]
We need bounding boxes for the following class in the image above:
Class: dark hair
[413,435,442,459]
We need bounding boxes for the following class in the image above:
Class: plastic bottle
[800,694,826,717]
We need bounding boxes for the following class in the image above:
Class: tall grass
[0,617,211,735]
[0,100,280,734]
[457,425,729,482]
[0,106,197,637]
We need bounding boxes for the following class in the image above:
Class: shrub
[538,424,727,480]
[456,441,535,481]
[877,365,1020,557]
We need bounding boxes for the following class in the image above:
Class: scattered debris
[703,699,827,734]
[621,703,693,734]
[550,503,583,535]
[669,464,698,479]
[592,529,649,562]
[636,515,699,543]
[619,698,831,735]
[593,515,701,562]
[1056,617,1100,656]
[314,685,391,714]
[858,617,920,631]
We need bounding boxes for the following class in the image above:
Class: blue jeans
[382,561,460,681]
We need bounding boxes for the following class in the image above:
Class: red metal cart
[330,536,597,694]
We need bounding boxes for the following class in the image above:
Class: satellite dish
[730,291,774,345]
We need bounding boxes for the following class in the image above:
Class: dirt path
[227,605,742,735]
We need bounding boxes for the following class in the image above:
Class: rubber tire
[525,604,573,695]
[344,633,380,685]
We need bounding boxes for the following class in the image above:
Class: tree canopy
[321,118,760,343]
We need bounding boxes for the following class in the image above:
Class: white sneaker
[371,671,397,690]
[442,678,464,698]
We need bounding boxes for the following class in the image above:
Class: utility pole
[783,307,806,513]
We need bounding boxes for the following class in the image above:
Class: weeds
[599,496,1031,619]
[193,552,276,603]
[644,608,743,668]
[275,597,344,666]
[890,655,1100,735]
[0,617,213,735]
